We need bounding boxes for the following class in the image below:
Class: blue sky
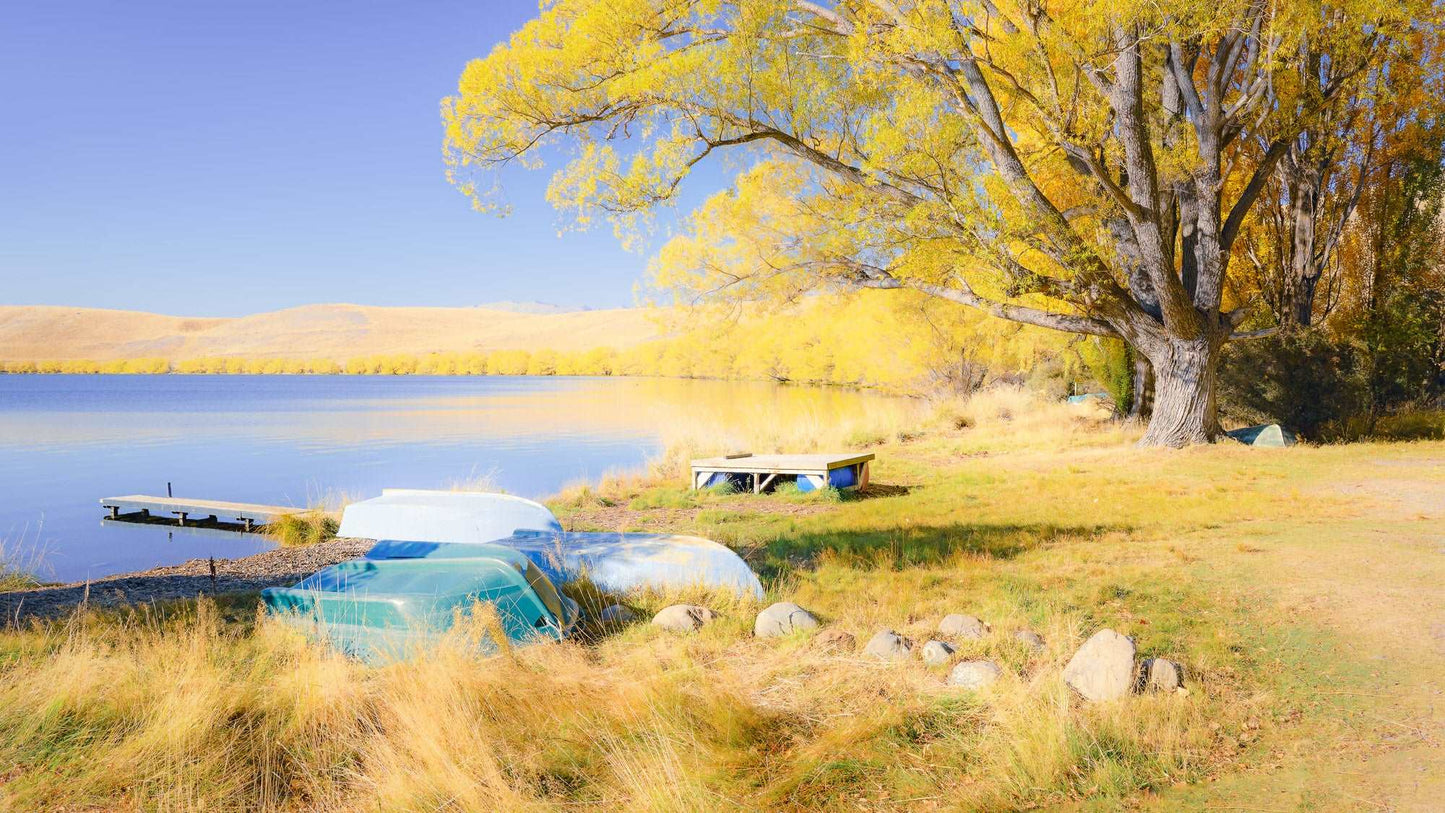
[0,1,728,316]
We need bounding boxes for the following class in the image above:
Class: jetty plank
[99,495,318,531]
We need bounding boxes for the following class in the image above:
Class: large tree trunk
[1137,336,1223,447]
[1127,351,1154,420]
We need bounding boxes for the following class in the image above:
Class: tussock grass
[0,532,48,591]
[447,467,504,493]
[266,511,339,547]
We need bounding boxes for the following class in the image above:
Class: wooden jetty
[689,452,873,493]
[100,495,316,532]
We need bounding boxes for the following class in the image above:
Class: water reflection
[0,375,904,582]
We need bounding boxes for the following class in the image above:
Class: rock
[947,660,1003,690]
[1013,630,1045,651]
[1062,629,1137,701]
[753,602,820,638]
[938,613,989,639]
[863,629,913,660]
[813,629,856,653]
[597,604,637,626]
[921,640,956,666]
[1139,658,1183,693]
[651,604,716,633]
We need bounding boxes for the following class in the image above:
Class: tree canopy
[444,0,1442,446]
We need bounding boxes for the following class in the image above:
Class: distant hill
[475,300,594,315]
[0,304,661,362]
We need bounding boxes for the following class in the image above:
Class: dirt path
[0,538,373,622]
[1165,454,1445,810]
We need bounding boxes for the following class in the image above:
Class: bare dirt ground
[1161,451,1445,810]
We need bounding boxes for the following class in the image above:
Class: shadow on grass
[749,521,1131,581]
[850,483,913,500]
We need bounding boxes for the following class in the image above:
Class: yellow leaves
[636,289,1070,389]
[546,142,620,230]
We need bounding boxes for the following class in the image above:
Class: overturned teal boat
[265,490,763,661]
[262,544,578,663]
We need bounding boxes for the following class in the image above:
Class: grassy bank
[0,390,1439,809]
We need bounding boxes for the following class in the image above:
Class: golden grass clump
[266,511,340,547]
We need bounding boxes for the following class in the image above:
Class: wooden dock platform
[100,495,315,532]
[690,453,873,493]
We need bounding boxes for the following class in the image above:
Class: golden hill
[0,304,662,362]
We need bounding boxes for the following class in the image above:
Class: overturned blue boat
[370,530,765,599]
[337,490,763,598]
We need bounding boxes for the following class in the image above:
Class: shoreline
[0,537,374,623]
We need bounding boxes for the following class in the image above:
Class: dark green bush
[1218,332,1368,441]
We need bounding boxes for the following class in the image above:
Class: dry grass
[0,387,1440,809]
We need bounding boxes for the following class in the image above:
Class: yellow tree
[444,0,1430,445]
[1234,26,1445,330]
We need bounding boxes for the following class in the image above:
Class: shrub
[1218,332,1368,441]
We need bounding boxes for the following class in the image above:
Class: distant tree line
[0,293,1090,393]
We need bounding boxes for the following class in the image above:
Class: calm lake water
[0,375,896,583]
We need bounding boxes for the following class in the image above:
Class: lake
[0,375,899,583]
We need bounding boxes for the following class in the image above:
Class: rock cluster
[753,602,821,637]
[1062,629,1137,701]
[920,640,955,666]
[938,613,989,639]
[1061,629,1186,701]
[1140,657,1184,693]
[648,605,1182,704]
[813,629,856,653]
[1013,630,1045,651]
[863,629,914,660]
[947,660,1002,689]
[651,604,716,633]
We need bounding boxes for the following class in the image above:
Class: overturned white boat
[337,488,562,542]
[337,490,764,599]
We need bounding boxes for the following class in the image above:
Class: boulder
[1062,629,1137,701]
[863,629,913,661]
[921,640,956,666]
[1013,630,1045,651]
[597,604,637,626]
[938,613,989,640]
[753,602,820,638]
[813,629,856,653]
[1139,658,1183,693]
[947,660,1003,690]
[651,604,716,633]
